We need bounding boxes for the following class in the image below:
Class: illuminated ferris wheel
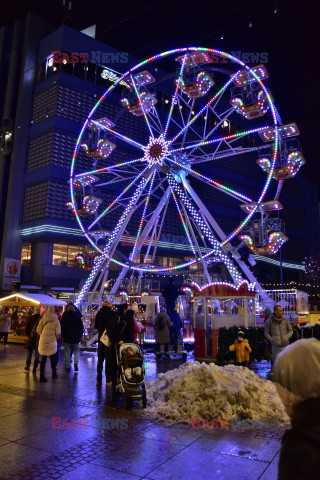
[68,47,305,310]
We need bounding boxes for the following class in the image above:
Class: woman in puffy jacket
[37,306,61,382]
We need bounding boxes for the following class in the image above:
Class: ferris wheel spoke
[175,188,215,281]
[87,165,150,230]
[95,174,143,187]
[167,114,209,158]
[74,158,146,181]
[189,145,263,165]
[170,175,243,284]
[168,71,240,146]
[168,184,196,255]
[147,107,165,135]
[89,119,145,151]
[129,171,156,262]
[164,54,188,138]
[186,106,235,159]
[167,157,252,203]
[168,125,271,155]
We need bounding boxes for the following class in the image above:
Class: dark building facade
[0,16,318,293]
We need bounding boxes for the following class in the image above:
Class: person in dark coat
[60,303,83,372]
[24,309,41,372]
[155,311,172,359]
[169,310,183,353]
[122,309,135,344]
[107,304,127,393]
[162,278,179,315]
[95,302,116,386]
[273,338,320,480]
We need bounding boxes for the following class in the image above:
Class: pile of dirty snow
[147,362,290,426]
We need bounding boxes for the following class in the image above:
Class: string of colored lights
[169,187,196,255]
[129,170,156,262]
[75,158,146,178]
[164,53,187,138]
[169,125,271,155]
[150,197,169,265]
[87,165,150,230]
[191,279,255,293]
[167,157,252,203]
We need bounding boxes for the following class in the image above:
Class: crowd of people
[17,300,184,386]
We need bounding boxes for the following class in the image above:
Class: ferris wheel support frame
[109,187,171,295]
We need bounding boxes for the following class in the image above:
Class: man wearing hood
[61,303,83,372]
[265,305,293,364]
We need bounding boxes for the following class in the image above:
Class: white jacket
[37,312,61,356]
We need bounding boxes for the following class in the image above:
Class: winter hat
[273,338,320,399]
[237,331,244,338]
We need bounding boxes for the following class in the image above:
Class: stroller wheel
[125,396,133,410]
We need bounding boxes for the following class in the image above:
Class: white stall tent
[0,293,67,307]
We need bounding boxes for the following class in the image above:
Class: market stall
[0,293,67,344]
[182,281,256,362]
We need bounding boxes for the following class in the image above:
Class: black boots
[33,360,39,372]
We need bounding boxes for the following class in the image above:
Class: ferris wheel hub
[143,135,170,167]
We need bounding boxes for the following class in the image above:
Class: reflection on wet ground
[0,345,279,480]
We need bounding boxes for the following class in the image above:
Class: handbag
[100,329,111,347]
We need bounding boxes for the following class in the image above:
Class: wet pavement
[0,344,284,480]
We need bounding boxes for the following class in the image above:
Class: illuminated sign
[101,68,129,87]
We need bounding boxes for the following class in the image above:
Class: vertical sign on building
[2,258,21,290]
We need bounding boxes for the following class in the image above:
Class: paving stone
[188,430,281,461]
[145,445,267,480]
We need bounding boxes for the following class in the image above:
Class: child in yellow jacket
[229,331,252,366]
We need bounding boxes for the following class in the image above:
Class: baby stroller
[113,343,147,409]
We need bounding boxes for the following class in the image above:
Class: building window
[52,244,96,268]
[21,243,31,266]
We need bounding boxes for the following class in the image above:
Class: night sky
[2,0,319,186]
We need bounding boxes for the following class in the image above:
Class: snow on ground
[147,362,290,426]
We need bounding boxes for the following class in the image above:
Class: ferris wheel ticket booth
[183,281,256,362]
